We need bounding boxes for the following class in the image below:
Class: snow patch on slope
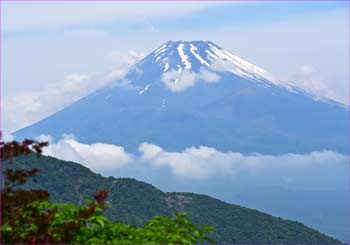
[154,44,167,56]
[208,43,277,84]
[164,63,169,72]
[139,83,152,95]
[190,44,209,66]
[177,43,192,70]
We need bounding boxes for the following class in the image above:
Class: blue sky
[2,2,347,35]
[1,1,349,133]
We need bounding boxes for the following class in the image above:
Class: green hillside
[3,154,341,244]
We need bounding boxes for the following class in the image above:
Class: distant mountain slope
[3,154,341,244]
[232,187,350,243]
[14,41,348,154]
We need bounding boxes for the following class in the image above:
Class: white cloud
[139,143,163,160]
[161,69,221,92]
[1,132,15,141]
[35,134,54,143]
[161,70,197,92]
[106,50,145,89]
[211,59,237,72]
[3,73,101,133]
[105,49,145,83]
[3,73,92,132]
[290,65,340,102]
[139,143,347,180]
[139,143,236,180]
[39,134,133,175]
[109,50,146,70]
[35,137,347,183]
[199,70,221,83]
[109,79,140,90]
[2,50,144,133]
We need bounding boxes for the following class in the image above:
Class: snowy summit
[151,41,274,80]
[127,40,299,93]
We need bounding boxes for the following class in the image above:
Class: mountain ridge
[3,153,341,244]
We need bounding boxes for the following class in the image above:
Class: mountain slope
[14,40,348,154]
[3,154,341,244]
[232,187,350,243]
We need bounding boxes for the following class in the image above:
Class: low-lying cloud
[37,135,133,175]
[139,143,236,180]
[139,143,347,180]
[37,136,347,182]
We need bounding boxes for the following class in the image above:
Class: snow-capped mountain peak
[125,40,344,107]
[148,40,279,84]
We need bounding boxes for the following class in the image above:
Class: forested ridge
[3,153,341,244]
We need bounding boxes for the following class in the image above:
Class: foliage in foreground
[0,139,213,244]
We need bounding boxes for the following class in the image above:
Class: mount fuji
[15,40,348,154]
